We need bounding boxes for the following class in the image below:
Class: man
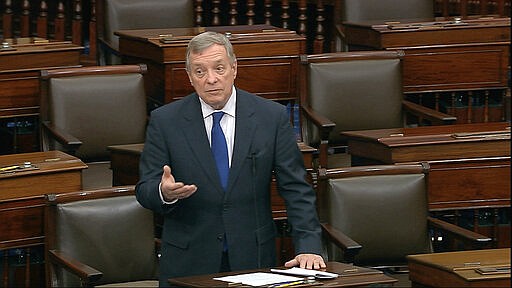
[136,31,325,286]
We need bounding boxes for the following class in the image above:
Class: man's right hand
[160,165,197,202]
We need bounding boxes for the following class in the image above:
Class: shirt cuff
[159,182,178,205]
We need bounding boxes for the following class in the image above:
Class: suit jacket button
[223,203,230,211]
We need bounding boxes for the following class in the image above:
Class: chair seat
[327,152,351,168]
[82,161,113,190]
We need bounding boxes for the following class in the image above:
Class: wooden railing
[1,1,509,66]
[434,0,511,18]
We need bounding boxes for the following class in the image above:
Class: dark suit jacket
[136,88,322,282]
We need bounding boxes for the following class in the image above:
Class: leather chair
[334,0,434,51]
[39,64,148,189]
[44,185,158,287]
[317,163,492,285]
[96,0,194,64]
[298,50,456,168]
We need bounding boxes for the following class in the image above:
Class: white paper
[270,267,338,279]
[214,272,303,286]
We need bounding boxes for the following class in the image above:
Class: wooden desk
[342,122,510,209]
[344,122,510,164]
[343,17,510,93]
[407,248,511,287]
[115,25,305,108]
[0,150,86,286]
[0,38,83,154]
[168,261,397,287]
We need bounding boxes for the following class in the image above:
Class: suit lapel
[180,95,225,194]
[226,90,256,196]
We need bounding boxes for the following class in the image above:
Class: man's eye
[216,67,225,74]
[195,70,205,77]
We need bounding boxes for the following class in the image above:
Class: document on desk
[214,272,303,286]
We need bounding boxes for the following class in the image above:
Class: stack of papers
[214,268,339,286]
[214,272,303,286]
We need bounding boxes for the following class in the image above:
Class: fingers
[172,183,197,199]
[161,165,197,201]
[285,254,326,270]
[284,258,299,268]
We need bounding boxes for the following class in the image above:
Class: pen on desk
[272,280,305,288]
[0,165,20,172]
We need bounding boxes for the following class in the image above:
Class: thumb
[284,258,299,268]
[162,165,175,183]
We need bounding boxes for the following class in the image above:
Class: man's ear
[232,61,237,79]
[186,71,193,86]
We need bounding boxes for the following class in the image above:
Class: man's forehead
[190,54,230,67]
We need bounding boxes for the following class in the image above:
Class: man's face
[187,44,237,110]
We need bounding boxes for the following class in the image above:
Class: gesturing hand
[160,165,197,202]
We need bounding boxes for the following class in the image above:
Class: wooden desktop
[115,25,305,109]
[168,261,397,287]
[407,248,510,287]
[0,150,87,287]
[0,38,83,154]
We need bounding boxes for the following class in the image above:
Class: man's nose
[206,71,218,83]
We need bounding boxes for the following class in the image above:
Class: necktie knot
[212,111,224,126]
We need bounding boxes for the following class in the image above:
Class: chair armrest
[48,249,103,286]
[402,100,457,125]
[321,223,362,263]
[427,216,493,249]
[300,104,336,135]
[97,37,120,56]
[41,121,82,154]
[300,105,336,167]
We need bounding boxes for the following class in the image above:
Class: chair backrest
[40,64,148,162]
[45,186,158,287]
[99,0,194,52]
[317,163,433,266]
[300,51,404,148]
[339,0,434,22]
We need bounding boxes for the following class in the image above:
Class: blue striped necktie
[211,111,229,190]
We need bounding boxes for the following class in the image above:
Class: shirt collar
[200,85,236,118]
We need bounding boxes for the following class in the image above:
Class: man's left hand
[284,254,326,270]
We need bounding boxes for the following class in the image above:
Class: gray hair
[185,31,236,71]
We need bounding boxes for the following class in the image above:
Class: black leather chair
[97,0,194,64]
[317,163,492,285]
[299,50,456,168]
[44,186,159,287]
[39,64,148,189]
